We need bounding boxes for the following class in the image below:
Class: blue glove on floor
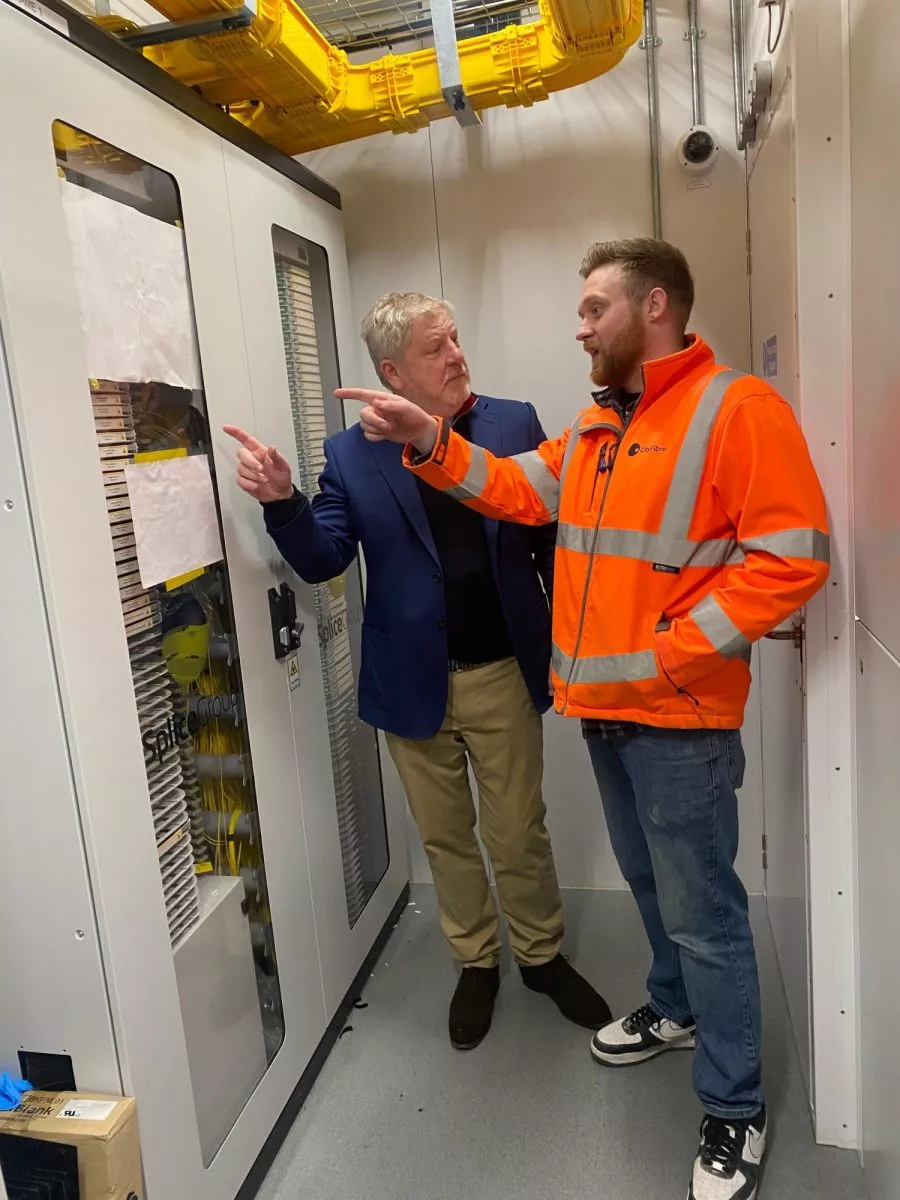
[0,1074,31,1112]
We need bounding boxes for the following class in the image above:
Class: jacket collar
[452,393,478,421]
[640,333,716,402]
[585,335,716,431]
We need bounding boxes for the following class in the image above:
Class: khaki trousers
[386,657,563,968]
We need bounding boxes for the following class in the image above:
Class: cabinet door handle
[268,582,304,661]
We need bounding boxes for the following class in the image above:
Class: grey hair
[360,292,454,387]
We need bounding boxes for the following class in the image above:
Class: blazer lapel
[467,397,500,454]
[368,439,440,565]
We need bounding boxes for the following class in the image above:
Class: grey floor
[257,887,867,1200]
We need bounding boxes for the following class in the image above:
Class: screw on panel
[3,500,13,511]
[74,930,85,941]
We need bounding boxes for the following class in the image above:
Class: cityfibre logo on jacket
[627,442,667,457]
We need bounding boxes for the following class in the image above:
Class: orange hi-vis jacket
[404,336,830,729]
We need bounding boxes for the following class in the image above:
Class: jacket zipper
[589,445,607,507]
[562,431,620,715]
[562,387,703,716]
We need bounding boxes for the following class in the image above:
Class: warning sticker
[287,654,301,692]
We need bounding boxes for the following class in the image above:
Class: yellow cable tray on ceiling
[128,0,642,154]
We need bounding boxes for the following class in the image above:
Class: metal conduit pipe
[193,752,247,779]
[643,0,663,239]
[686,0,703,128]
[208,632,235,663]
[240,866,265,903]
[199,809,254,839]
[729,0,748,150]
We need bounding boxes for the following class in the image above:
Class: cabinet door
[222,144,409,1020]
[0,13,325,1199]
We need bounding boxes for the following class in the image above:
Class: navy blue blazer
[265,395,556,739]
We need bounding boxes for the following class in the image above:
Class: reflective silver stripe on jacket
[741,527,830,563]
[511,449,560,519]
[688,594,751,660]
[555,521,830,570]
[444,443,560,518]
[556,419,583,493]
[552,644,658,684]
[555,524,741,568]
[653,368,743,566]
[443,442,489,503]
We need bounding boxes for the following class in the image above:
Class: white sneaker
[688,1108,768,1199]
[590,1002,696,1066]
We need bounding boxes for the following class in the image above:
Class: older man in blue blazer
[226,292,609,1050]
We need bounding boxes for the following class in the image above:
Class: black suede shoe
[449,966,500,1050]
[520,954,612,1029]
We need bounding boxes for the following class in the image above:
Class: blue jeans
[583,722,763,1120]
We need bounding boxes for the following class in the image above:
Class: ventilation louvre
[93,383,200,947]
[275,258,379,926]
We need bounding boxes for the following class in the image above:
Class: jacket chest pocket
[601,444,677,539]
[559,432,620,523]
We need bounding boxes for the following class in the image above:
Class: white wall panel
[855,624,900,1199]
[849,0,900,660]
[850,0,900,1178]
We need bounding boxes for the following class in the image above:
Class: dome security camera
[676,125,720,175]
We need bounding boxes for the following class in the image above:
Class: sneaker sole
[591,1033,696,1066]
[686,1123,766,1199]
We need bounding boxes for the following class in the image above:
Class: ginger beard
[585,304,646,390]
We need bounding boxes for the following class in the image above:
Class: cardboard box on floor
[0,1091,142,1199]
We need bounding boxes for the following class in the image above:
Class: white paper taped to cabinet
[60,180,202,390]
[125,454,223,589]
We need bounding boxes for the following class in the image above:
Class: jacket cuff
[403,417,450,468]
[262,488,307,531]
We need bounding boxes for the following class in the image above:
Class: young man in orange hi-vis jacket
[336,240,830,1200]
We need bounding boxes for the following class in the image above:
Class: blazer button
[432,571,442,583]
[436,619,446,630]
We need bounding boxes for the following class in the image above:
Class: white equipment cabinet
[0,7,409,1200]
